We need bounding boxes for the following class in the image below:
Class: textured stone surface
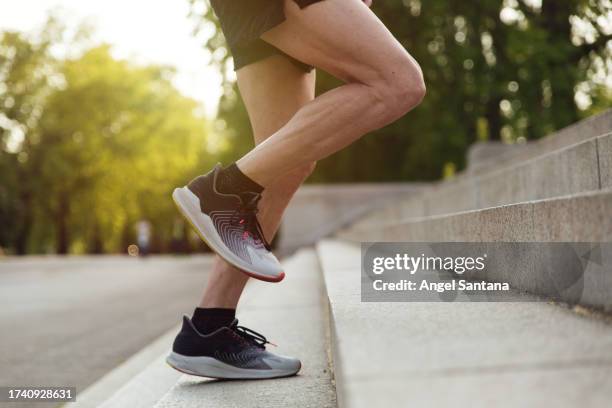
[476,166,527,208]
[318,240,612,408]
[345,365,612,408]
[533,139,599,199]
[476,139,600,208]
[467,141,531,170]
[598,133,612,189]
[545,109,612,152]
[470,109,611,175]
[477,203,535,241]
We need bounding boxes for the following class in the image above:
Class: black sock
[191,307,236,334]
[216,163,263,196]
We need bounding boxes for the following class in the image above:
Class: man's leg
[172,0,425,282]
[198,54,316,310]
[237,0,426,186]
[168,54,314,379]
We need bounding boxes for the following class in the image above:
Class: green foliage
[1,19,214,254]
[189,0,611,182]
[0,20,59,253]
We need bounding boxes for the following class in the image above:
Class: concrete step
[339,189,612,310]
[469,109,612,175]
[92,249,336,408]
[317,239,612,408]
[74,328,181,408]
[353,116,611,227]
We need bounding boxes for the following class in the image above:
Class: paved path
[0,255,213,406]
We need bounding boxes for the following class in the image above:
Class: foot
[167,316,301,380]
[173,164,284,282]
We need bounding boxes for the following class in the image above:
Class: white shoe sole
[166,352,300,380]
[172,187,285,282]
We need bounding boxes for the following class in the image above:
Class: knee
[371,56,426,121]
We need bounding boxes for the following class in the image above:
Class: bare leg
[199,55,316,309]
[237,0,426,186]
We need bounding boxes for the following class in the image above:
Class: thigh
[236,54,316,144]
[261,0,419,85]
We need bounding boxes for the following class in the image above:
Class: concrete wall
[279,183,424,251]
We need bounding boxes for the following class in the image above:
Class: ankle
[216,163,263,196]
[191,307,235,334]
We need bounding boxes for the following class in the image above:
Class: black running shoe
[172,164,284,282]
[167,316,301,379]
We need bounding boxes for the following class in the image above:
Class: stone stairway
[339,110,612,310]
[321,109,612,406]
[80,111,612,407]
[317,239,612,408]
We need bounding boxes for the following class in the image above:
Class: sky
[0,0,223,116]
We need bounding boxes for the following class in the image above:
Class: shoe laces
[231,321,276,349]
[232,192,271,250]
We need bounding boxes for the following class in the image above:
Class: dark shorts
[210,0,326,72]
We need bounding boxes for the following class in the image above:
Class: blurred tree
[1,21,214,254]
[0,18,61,253]
[188,0,611,182]
[33,46,212,254]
